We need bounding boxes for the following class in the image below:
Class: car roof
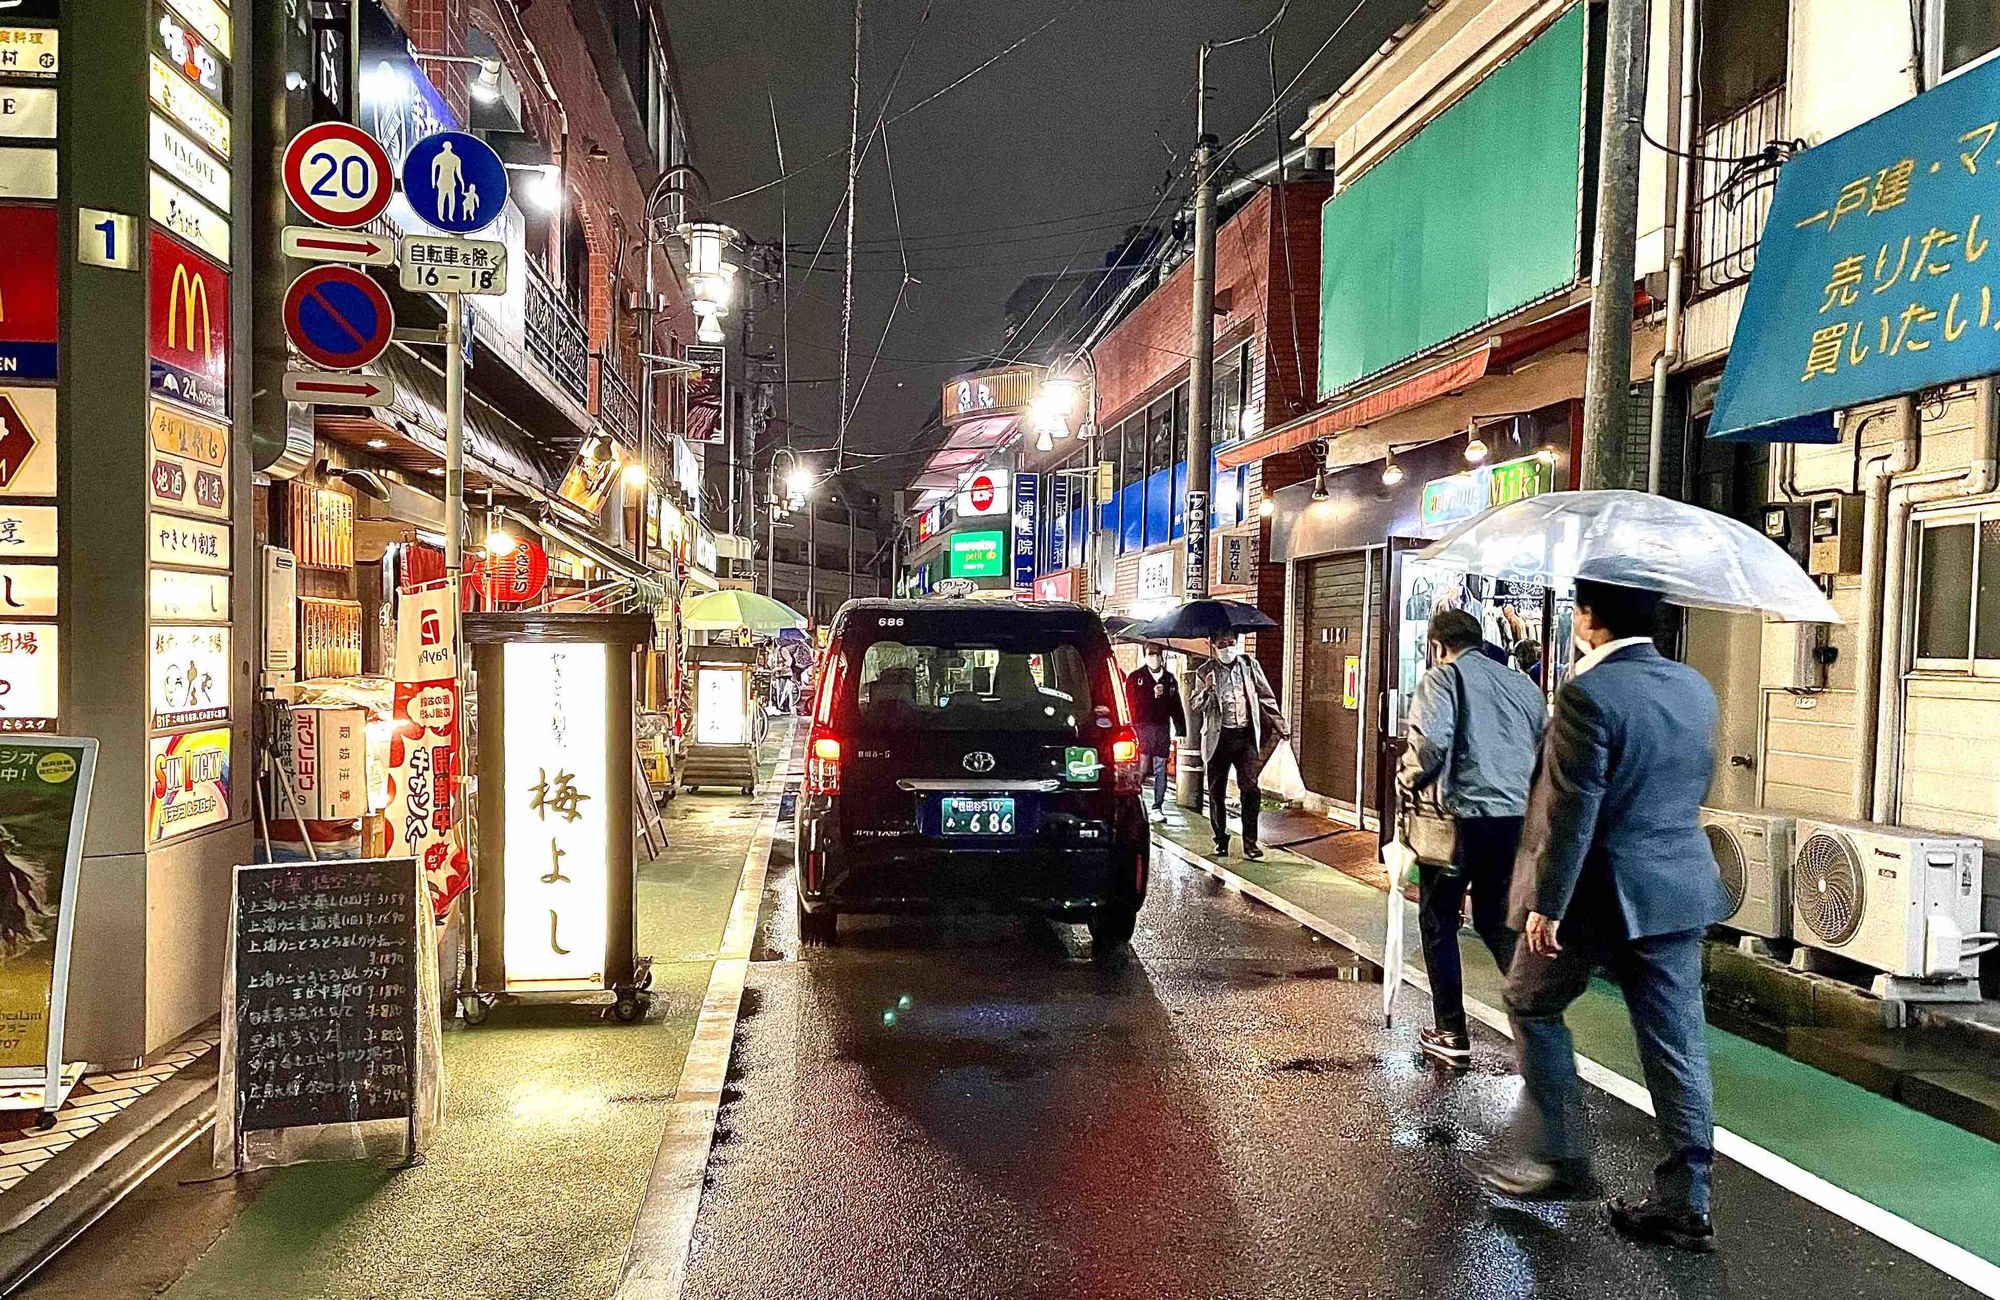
[831,598,1108,637]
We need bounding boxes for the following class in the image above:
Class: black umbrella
[1102,614,1144,642]
[1139,598,1277,642]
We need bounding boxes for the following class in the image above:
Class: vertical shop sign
[1011,472,1038,590]
[386,581,465,917]
[685,344,726,444]
[1047,475,1069,572]
[0,388,56,498]
[148,231,229,417]
[0,623,56,731]
[287,485,354,570]
[0,26,59,80]
[501,643,609,986]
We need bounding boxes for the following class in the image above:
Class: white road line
[615,729,801,1300]
[1152,833,2000,1299]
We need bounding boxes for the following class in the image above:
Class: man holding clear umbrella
[1463,577,1730,1253]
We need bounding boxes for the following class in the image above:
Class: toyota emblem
[962,751,996,774]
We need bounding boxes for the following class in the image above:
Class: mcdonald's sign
[148,230,228,419]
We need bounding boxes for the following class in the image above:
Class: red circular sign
[968,474,997,512]
[282,123,394,229]
[283,266,395,370]
[490,539,550,604]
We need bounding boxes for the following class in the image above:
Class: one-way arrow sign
[282,225,398,268]
[282,369,397,408]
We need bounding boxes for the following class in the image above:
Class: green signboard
[1420,453,1554,529]
[1317,5,1586,396]
[947,530,1006,579]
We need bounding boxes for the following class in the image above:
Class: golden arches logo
[166,264,217,363]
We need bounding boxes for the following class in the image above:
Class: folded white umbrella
[1417,490,1840,623]
[1380,838,1417,1028]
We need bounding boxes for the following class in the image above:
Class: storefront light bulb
[622,462,648,487]
[1259,498,1275,519]
[1312,469,1330,501]
[1035,426,1055,453]
[470,58,503,103]
[486,526,517,558]
[1464,434,1489,464]
[1381,459,1405,488]
[527,165,563,212]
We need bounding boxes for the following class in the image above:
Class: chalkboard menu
[232,858,420,1135]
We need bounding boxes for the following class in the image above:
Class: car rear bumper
[797,802,1149,915]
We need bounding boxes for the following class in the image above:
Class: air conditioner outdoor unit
[1790,818,1991,988]
[1699,807,1793,939]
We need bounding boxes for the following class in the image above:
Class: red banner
[385,581,466,917]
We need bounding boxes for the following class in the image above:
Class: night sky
[666,0,1426,497]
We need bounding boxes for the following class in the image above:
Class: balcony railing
[524,258,590,409]
[595,354,641,449]
[1690,82,1789,297]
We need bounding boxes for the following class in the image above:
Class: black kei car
[794,598,1150,955]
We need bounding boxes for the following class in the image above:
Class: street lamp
[684,221,742,346]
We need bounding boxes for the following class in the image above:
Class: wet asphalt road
[680,843,1979,1300]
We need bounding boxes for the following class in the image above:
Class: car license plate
[941,795,1016,836]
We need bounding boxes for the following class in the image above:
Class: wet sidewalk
[1151,806,2000,1292]
[17,728,796,1300]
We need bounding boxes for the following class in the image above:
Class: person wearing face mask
[1465,578,1729,1255]
[1187,630,1285,859]
[1125,646,1184,820]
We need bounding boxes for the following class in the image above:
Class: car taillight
[807,728,842,795]
[1107,727,1141,795]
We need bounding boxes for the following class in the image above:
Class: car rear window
[848,637,1097,734]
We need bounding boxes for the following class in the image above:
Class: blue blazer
[1509,642,1730,939]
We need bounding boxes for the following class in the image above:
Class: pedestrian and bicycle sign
[399,235,507,295]
[282,225,396,268]
[283,266,394,371]
[400,131,506,236]
[282,370,396,409]
[282,123,394,229]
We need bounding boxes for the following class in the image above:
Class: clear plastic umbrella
[1380,837,1417,1028]
[1417,490,1840,623]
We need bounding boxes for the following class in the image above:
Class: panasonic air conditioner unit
[1790,819,1987,982]
[1699,807,1793,939]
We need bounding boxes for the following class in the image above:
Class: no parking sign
[283,266,394,370]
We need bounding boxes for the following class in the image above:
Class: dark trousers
[1503,926,1716,1215]
[1205,726,1260,850]
[1417,816,1522,1037]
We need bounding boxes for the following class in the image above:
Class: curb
[0,1049,218,1296]
[1151,831,2000,1299]
[614,726,801,1300]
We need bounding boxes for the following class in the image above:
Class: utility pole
[807,494,818,627]
[1578,0,1649,491]
[1184,130,1218,598]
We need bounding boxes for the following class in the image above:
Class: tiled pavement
[0,1031,219,1196]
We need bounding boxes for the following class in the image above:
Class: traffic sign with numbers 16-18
[282,123,394,229]
[399,235,507,296]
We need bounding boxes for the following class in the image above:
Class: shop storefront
[1266,408,1574,827]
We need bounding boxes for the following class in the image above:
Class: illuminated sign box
[948,529,1005,579]
[467,613,652,999]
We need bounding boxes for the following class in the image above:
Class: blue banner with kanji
[1709,58,2000,441]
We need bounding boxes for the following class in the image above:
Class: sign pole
[442,292,471,994]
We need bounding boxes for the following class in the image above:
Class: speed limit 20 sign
[282,123,393,229]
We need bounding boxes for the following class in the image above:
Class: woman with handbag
[1397,608,1547,1068]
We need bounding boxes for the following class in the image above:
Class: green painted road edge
[614,724,801,1300]
[1149,821,2000,1297]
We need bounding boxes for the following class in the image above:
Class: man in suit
[1187,630,1286,860]
[1465,578,1729,1254]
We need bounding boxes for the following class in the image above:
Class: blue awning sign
[1710,57,2000,442]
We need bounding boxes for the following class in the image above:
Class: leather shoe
[1242,844,1265,861]
[1607,1195,1715,1253]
